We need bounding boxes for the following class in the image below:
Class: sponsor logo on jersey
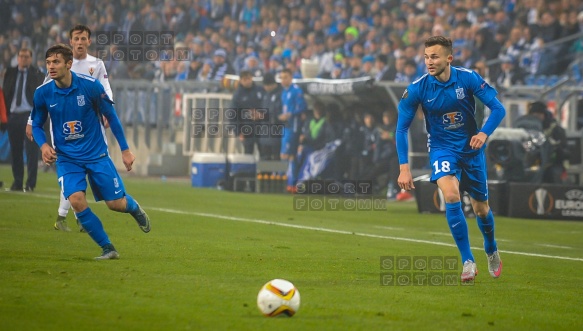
[77,95,86,106]
[63,121,85,140]
[442,112,464,130]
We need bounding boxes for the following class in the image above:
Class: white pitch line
[537,244,574,250]
[151,207,583,262]
[428,232,451,237]
[373,226,405,231]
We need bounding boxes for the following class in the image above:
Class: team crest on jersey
[77,95,86,106]
[455,87,465,99]
[89,67,95,76]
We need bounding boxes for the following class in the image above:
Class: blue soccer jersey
[281,83,307,133]
[396,66,503,164]
[31,72,128,162]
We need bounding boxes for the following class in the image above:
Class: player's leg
[465,152,502,278]
[280,128,298,192]
[87,158,151,233]
[58,161,118,259]
[54,191,72,232]
[432,151,476,281]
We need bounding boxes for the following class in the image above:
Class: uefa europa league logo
[529,188,553,215]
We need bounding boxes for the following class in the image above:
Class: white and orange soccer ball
[256,279,300,317]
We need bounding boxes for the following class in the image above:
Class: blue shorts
[429,149,488,202]
[280,127,300,156]
[56,157,126,202]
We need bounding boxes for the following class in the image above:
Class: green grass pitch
[0,164,582,330]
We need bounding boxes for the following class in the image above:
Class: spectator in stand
[187,55,204,80]
[360,55,375,77]
[242,55,264,78]
[375,54,396,82]
[495,55,526,88]
[208,48,235,81]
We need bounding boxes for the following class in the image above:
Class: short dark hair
[376,54,388,64]
[281,68,293,76]
[18,48,33,57]
[69,24,92,39]
[425,36,453,55]
[45,44,73,64]
[239,70,252,79]
[528,101,547,115]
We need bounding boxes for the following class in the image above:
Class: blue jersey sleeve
[466,71,506,136]
[92,81,129,151]
[396,88,420,165]
[481,97,506,136]
[469,71,497,105]
[31,89,49,148]
[291,87,307,115]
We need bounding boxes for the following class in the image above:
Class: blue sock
[477,209,497,254]
[287,159,297,187]
[77,208,110,247]
[124,194,139,214]
[445,202,474,263]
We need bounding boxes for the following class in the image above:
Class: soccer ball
[256,279,301,317]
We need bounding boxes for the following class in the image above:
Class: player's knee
[442,192,461,203]
[68,192,88,212]
[105,198,126,212]
[474,206,490,218]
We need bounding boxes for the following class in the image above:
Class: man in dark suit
[375,54,397,82]
[2,48,45,192]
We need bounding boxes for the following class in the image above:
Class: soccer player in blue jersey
[278,68,307,192]
[396,36,504,282]
[31,44,151,260]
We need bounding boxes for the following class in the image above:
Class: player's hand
[121,149,135,172]
[40,143,57,165]
[25,124,33,141]
[470,132,488,150]
[102,115,110,128]
[398,164,415,191]
[278,113,291,121]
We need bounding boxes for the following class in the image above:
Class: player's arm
[291,88,307,115]
[96,60,113,100]
[469,72,506,149]
[26,74,53,139]
[396,89,419,190]
[95,86,134,171]
[31,92,56,165]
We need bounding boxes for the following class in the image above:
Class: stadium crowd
[1,0,581,196]
[1,0,583,84]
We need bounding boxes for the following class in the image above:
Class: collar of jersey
[429,65,458,87]
[54,72,79,95]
